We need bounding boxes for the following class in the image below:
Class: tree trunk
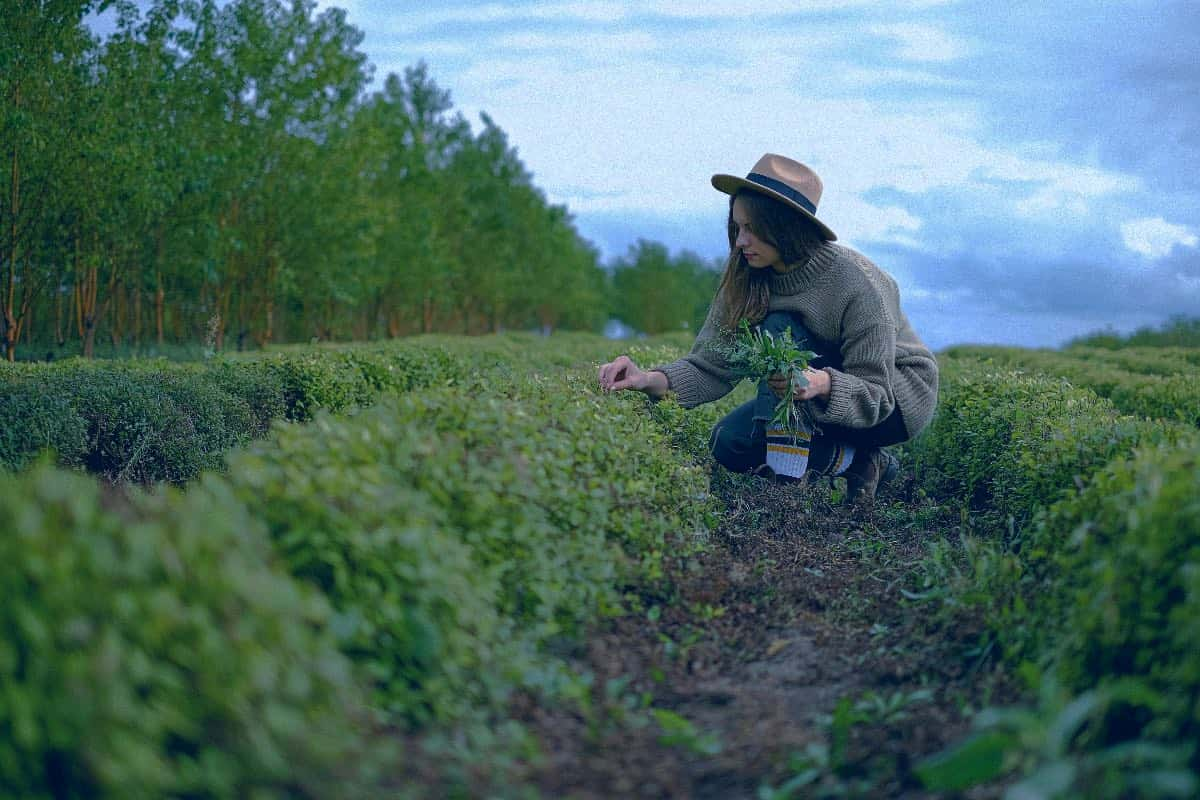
[255,253,276,347]
[3,96,20,362]
[154,268,164,347]
[215,284,229,352]
[422,293,433,334]
[80,259,99,359]
[110,273,123,349]
[133,281,142,348]
[65,267,76,344]
[55,274,64,346]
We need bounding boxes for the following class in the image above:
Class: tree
[610,240,721,335]
[0,0,100,360]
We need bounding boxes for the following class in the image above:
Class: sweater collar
[767,242,840,296]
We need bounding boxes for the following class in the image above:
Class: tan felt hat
[712,153,837,241]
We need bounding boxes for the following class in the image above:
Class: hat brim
[712,174,837,241]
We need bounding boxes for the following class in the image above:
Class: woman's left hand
[768,369,831,401]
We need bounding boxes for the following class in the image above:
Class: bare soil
[498,468,1021,799]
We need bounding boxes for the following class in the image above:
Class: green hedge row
[941,345,1200,427]
[908,359,1184,541]
[0,352,720,795]
[0,333,695,484]
[223,368,717,725]
[908,356,1200,795]
[0,345,459,483]
[0,465,374,799]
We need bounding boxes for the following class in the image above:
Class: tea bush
[222,366,715,726]
[0,333,690,483]
[0,463,370,798]
[940,345,1200,427]
[906,363,1178,541]
[1036,442,1200,738]
[912,353,1200,795]
[0,380,87,471]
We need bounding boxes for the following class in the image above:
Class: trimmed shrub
[0,380,87,472]
[907,364,1177,541]
[0,463,369,798]
[222,366,715,726]
[1040,441,1200,736]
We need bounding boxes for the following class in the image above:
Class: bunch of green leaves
[712,318,817,431]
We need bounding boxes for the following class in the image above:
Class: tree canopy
[1,0,717,360]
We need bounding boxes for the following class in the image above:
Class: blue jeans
[708,311,907,474]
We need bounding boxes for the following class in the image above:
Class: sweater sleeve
[812,291,898,430]
[650,294,740,409]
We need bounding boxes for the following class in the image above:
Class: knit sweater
[652,242,939,440]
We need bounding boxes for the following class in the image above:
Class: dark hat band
[746,172,817,215]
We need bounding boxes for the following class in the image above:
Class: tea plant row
[0,338,732,797]
[907,353,1200,796]
[942,344,1200,427]
[0,332,692,482]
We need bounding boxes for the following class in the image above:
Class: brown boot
[843,448,899,505]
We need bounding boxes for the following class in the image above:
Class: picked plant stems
[713,319,819,433]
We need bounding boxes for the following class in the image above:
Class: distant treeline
[0,0,720,362]
[1068,315,1200,350]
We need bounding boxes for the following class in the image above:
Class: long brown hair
[714,189,825,331]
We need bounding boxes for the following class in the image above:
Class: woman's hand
[768,368,831,402]
[599,356,668,398]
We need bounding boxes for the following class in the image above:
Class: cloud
[870,22,969,62]
[373,1,628,34]
[643,0,957,17]
[308,0,1200,348]
[825,196,924,248]
[493,29,657,53]
[1121,217,1199,259]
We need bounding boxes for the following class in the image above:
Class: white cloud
[448,43,1139,248]
[324,1,1146,261]
[645,0,957,17]
[871,22,969,62]
[982,149,1140,218]
[1121,217,1199,259]
[494,29,657,52]
[824,196,924,247]
[369,1,629,33]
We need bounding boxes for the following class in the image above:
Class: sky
[97,0,1200,350]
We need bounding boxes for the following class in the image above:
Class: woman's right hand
[599,355,667,397]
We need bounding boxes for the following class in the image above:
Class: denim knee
[709,418,764,473]
[760,310,797,335]
[761,311,815,343]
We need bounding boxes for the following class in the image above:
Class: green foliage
[224,408,509,726]
[0,462,370,798]
[1038,443,1200,729]
[4,1,616,361]
[0,380,88,471]
[1068,315,1200,349]
[941,344,1200,427]
[220,361,714,726]
[10,363,252,483]
[918,681,1198,799]
[711,318,817,431]
[0,342,468,482]
[1,332,694,483]
[0,333,718,792]
[651,708,722,756]
[908,349,1200,797]
[907,363,1175,539]
[610,239,722,335]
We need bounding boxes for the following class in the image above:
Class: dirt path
[513,470,1017,799]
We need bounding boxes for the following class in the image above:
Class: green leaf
[916,730,1015,791]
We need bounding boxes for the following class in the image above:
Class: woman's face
[732,195,785,272]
